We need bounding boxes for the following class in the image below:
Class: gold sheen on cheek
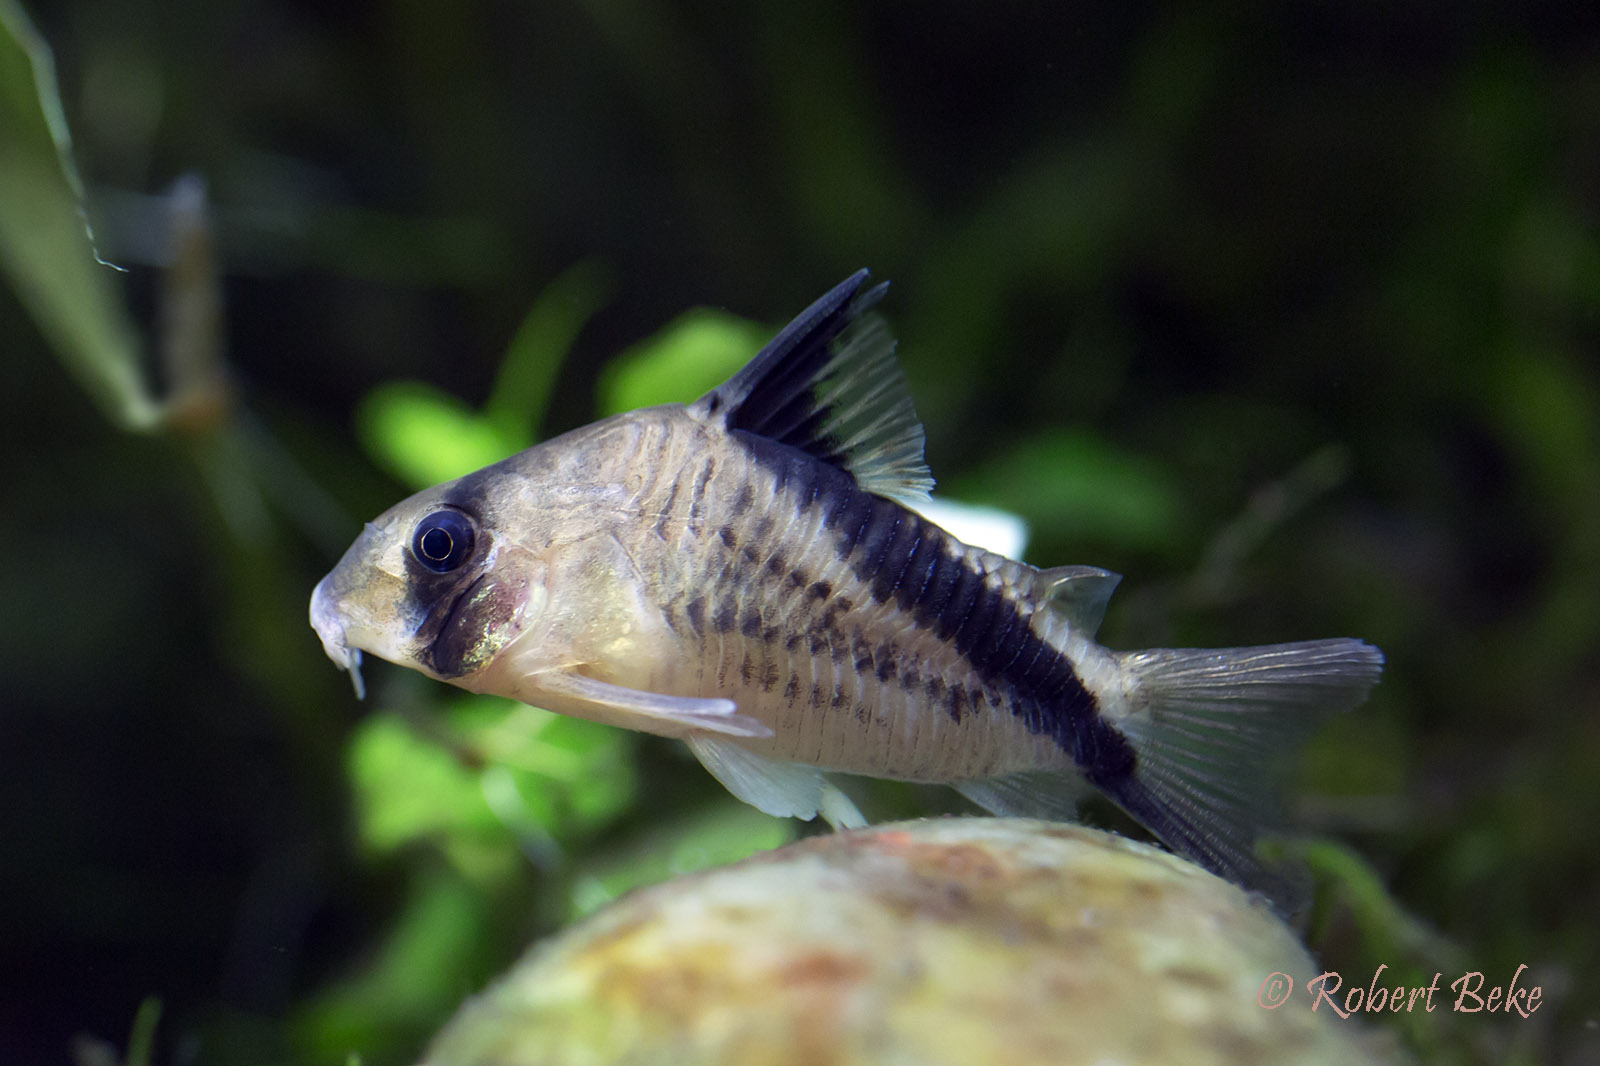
[426,565,542,679]
[453,581,519,675]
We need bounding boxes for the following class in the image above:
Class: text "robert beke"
[1259,963,1542,1018]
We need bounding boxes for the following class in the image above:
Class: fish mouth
[310,575,368,699]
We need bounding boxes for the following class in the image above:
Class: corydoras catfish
[310,271,1383,901]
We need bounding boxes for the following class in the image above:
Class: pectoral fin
[686,735,866,829]
[532,671,773,739]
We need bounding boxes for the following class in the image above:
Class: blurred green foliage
[2,3,1597,1066]
[597,308,772,414]
[0,0,154,428]
[356,381,513,490]
[356,261,613,486]
[946,428,1188,554]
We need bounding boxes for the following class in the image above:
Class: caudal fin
[1105,638,1384,909]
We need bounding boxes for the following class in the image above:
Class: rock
[420,818,1400,1066]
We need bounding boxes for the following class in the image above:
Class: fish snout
[310,573,368,698]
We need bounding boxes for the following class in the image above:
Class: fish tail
[1098,638,1384,909]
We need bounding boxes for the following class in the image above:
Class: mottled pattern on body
[584,409,1105,784]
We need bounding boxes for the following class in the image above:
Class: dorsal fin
[1039,564,1122,636]
[690,270,934,506]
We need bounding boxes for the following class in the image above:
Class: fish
[310,270,1383,902]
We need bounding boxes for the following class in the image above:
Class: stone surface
[420,818,1398,1066]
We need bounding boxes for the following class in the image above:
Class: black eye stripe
[411,510,477,573]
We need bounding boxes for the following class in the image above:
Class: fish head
[309,471,553,697]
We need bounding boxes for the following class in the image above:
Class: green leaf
[485,259,612,444]
[349,697,639,867]
[125,997,162,1066]
[598,308,770,414]
[568,802,795,918]
[1304,837,1466,975]
[355,381,518,490]
[347,713,503,856]
[292,864,490,1065]
[354,265,611,488]
[450,695,639,840]
[0,0,156,429]
[945,428,1188,553]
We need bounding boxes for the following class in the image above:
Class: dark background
[3,3,1597,1064]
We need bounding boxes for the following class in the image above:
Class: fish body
[312,271,1383,900]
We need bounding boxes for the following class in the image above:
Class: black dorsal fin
[690,270,934,506]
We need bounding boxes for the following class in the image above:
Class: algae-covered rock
[421,818,1396,1066]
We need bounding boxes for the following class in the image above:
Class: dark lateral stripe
[973,605,1023,676]
[897,529,940,607]
[854,507,903,579]
[917,537,963,622]
[830,484,875,555]
[951,572,1001,659]
[874,517,921,597]
[743,428,824,511]
[738,433,1128,776]
[935,562,983,642]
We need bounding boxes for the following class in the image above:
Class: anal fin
[954,770,1091,823]
[686,736,866,829]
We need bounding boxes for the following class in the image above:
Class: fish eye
[410,510,476,573]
